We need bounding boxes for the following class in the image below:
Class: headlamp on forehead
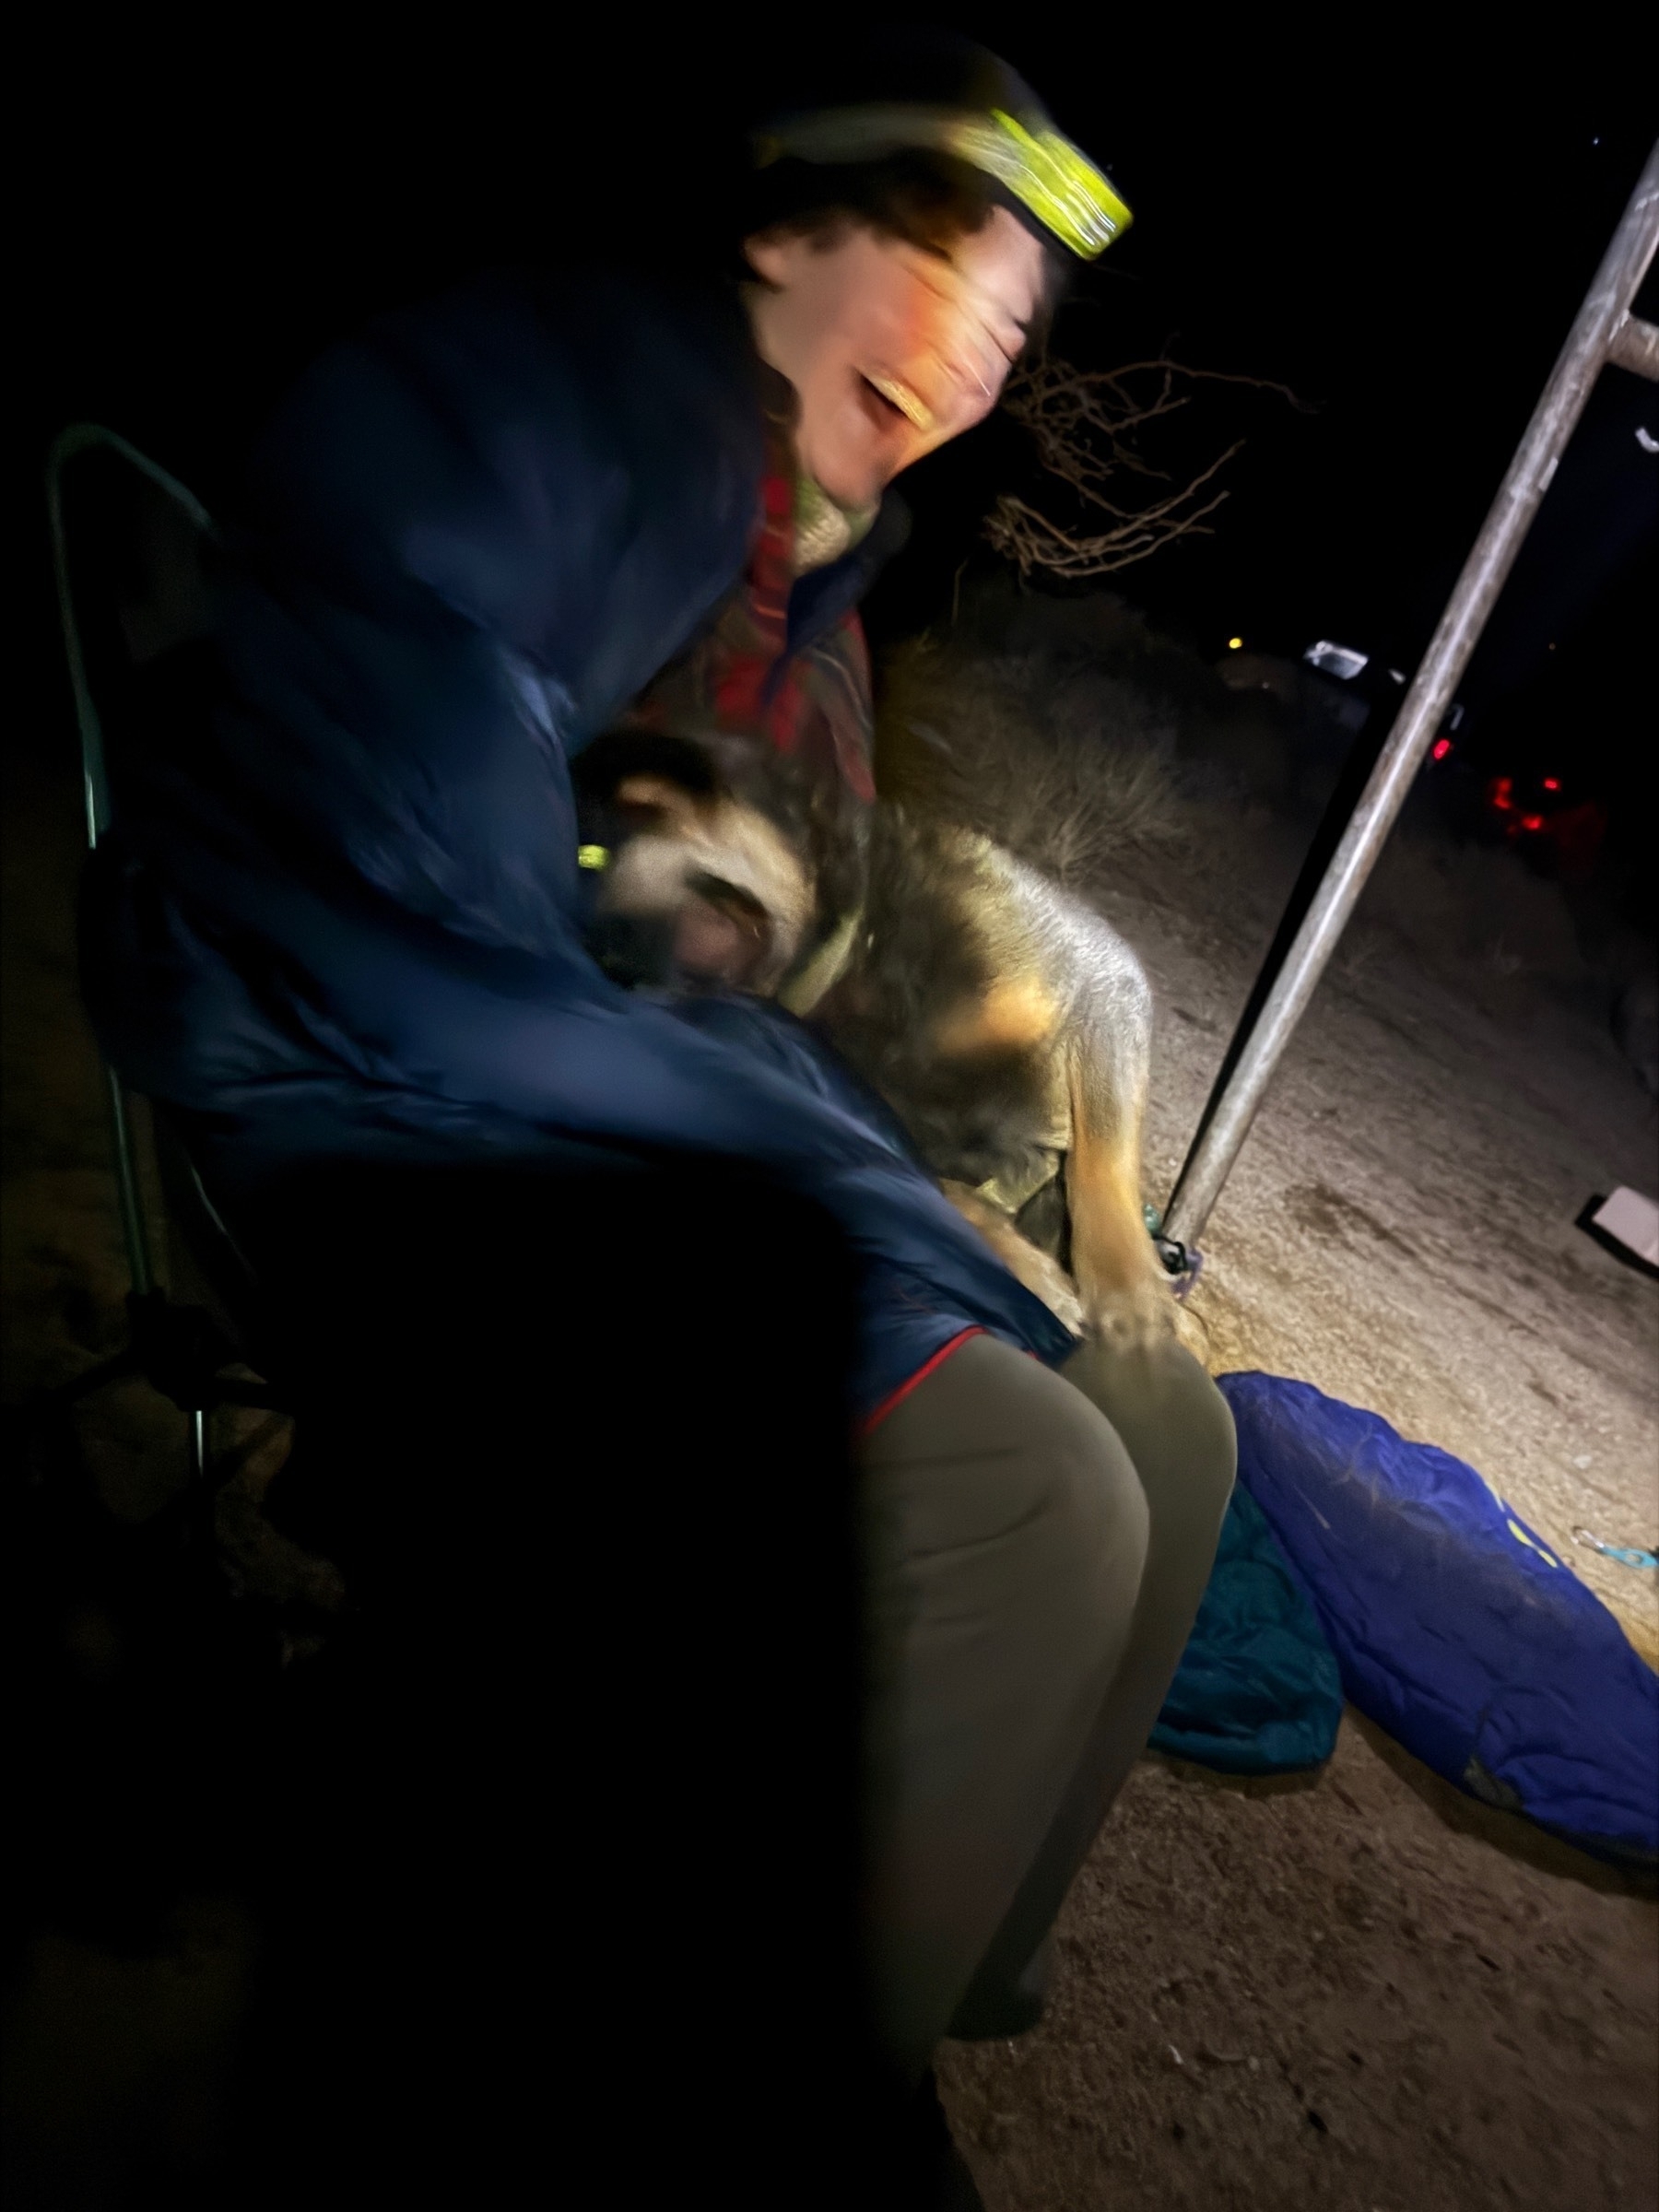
[754,102,1131,262]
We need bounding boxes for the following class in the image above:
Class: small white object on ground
[1591,1186,1659,1267]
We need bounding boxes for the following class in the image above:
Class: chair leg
[184,1405,221,1563]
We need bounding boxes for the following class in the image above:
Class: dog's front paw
[941,1181,1088,1336]
[1022,1253,1088,1337]
[1083,1276,1182,1357]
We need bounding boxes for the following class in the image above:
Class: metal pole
[1164,142,1659,1253]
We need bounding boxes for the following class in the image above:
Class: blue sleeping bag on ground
[1216,1371,1659,1865]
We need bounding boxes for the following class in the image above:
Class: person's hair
[737,147,1070,328]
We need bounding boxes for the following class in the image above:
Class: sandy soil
[1110,800,1658,1656]
[942,1720,1655,2212]
[932,749,1659,2210]
[3,618,1656,2206]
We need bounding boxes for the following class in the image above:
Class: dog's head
[572,729,819,997]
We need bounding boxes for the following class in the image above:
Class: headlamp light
[754,102,1131,261]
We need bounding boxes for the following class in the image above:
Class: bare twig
[988,353,1300,582]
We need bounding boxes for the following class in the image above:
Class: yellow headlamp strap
[754,102,1131,261]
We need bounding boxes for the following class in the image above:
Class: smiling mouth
[861,371,935,433]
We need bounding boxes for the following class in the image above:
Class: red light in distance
[1431,737,1453,761]
[1542,777,1559,792]
[1520,814,1546,832]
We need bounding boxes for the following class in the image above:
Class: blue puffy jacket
[80,264,1075,1416]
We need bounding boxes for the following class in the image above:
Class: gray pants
[861,1331,1236,2077]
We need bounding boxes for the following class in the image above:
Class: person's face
[744,205,1048,510]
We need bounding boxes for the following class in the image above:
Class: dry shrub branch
[987,355,1303,581]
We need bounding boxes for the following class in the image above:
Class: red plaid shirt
[629,441,877,807]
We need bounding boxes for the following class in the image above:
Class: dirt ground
[4,601,1657,2206]
[932,736,1659,2210]
[1110,794,1658,1657]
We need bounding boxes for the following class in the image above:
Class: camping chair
[27,424,288,1515]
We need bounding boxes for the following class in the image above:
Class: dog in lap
[571,724,1173,1348]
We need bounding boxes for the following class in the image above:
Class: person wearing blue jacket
[79,29,1234,2184]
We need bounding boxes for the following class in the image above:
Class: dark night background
[23,21,1657,910]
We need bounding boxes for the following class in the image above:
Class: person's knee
[1034,1380,1151,1633]
[1158,1342,1237,1519]
[865,1335,1149,1680]
[1060,1332,1236,1528]
[990,1339,1150,1583]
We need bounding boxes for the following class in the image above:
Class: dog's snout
[674,879,772,990]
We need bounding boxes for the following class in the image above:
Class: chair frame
[29,424,286,1512]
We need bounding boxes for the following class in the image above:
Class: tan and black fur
[572,716,1172,1348]
[821,808,1169,1343]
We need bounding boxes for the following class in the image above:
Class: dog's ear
[614,773,710,834]
[571,728,720,808]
